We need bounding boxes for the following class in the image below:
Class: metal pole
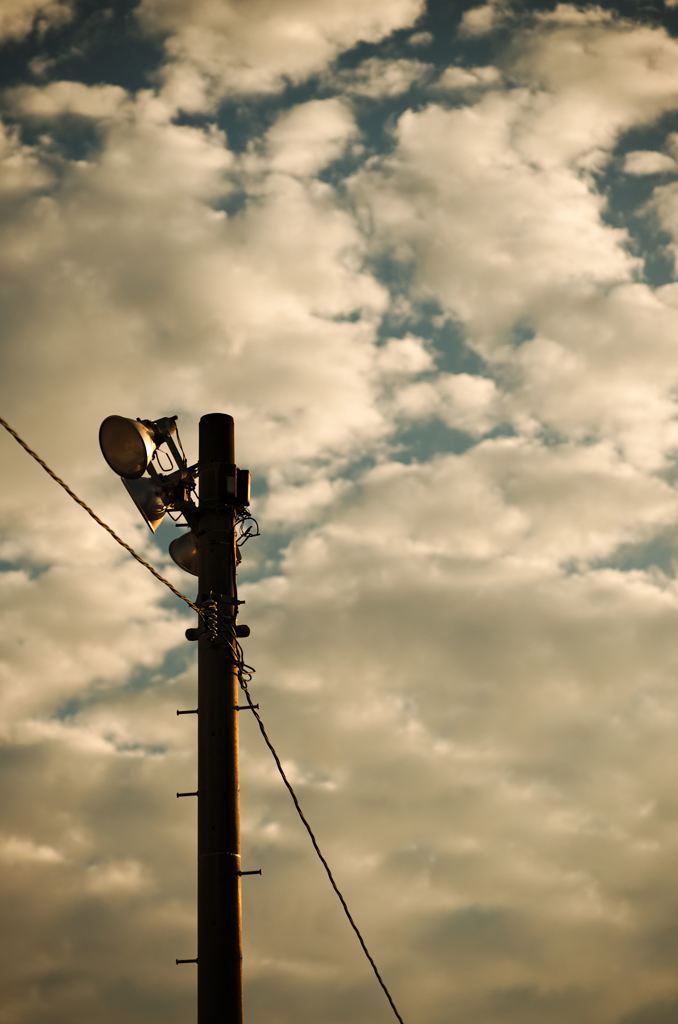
[197,413,243,1024]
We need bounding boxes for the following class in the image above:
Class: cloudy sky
[2,1,678,1022]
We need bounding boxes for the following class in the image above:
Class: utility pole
[99,409,251,1022]
[196,413,243,1024]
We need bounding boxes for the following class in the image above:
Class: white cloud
[408,30,433,47]
[508,285,678,470]
[239,465,678,1021]
[0,721,197,1023]
[329,56,433,98]
[458,1,509,39]
[0,834,64,865]
[647,139,678,268]
[649,180,678,273]
[350,15,678,471]
[393,372,500,436]
[433,64,502,92]
[261,476,348,527]
[139,0,425,101]
[0,121,52,195]
[376,335,433,377]
[622,149,677,175]
[8,81,129,120]
[0,94,390,480]
[535,3,615,27]
[508,13,678,168]
[84,859,152,895]
[352,90,635,338]
[263,98,357,177]
[0,0,72,41]
[155,61,217,115]
[428,373,499,434]
[0,557,186,727]
[288,440,678,571]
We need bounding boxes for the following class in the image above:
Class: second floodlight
[122,478,167,533]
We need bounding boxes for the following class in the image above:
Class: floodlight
[170,530,242,575]
[99,415,158,479]
[122,478,167,533]
[169,531,199,576]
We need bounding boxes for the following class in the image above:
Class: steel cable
[233,637,407,1024]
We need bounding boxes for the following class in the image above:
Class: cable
[1,414,407,1024]
[236,510,260,548]
[232,635,407,1024]
[0,416,199,614]
[174,421,188,464]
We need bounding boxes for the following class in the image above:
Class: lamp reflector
[99,415,157,479]
[169,531,199,576]
[122,478,167,533]
[170,532,242,576]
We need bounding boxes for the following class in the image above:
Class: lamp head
[122,478,167,533]
[170,531,242,576]
[169,531,199,576]
[99,415,158,479]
